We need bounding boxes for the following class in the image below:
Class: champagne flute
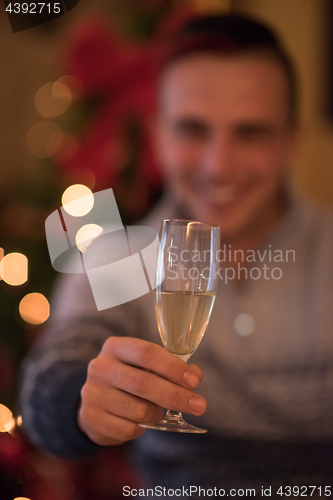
[139,219,220,433]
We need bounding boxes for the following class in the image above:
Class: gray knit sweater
[19,194,333,491]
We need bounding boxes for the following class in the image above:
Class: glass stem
[164,354,190,423]
[164,410,185,422]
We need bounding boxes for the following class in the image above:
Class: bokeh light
[75,224,103,253]
[0,252,28,286]
[26,121,64,159]
[0,247,3,281]
[19,293,50,325]
[62,184,94,217]
[35,81,73,118]
[234,313,256,336]
[56,75,84,100]
[0,404,12,433]
[14,498,32,500]
[4,416,16,434]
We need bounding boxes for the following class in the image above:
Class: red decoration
[56,17,162,201]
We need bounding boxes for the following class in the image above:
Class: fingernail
[183,371,200,388]
[189,396,206,414]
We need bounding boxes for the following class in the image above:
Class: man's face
[155,53,298,243]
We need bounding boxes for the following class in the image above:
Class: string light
[0,247,3,281]
[62,184,94,217]
[4,416,16,434]
[56,75,84,100]
[26,121,64,159]
[35,81,72,118]
[19,293,50,325]
[234,313,256,336]
[75,224,103,253]
[0,252,28,286]
[0,404,12,432]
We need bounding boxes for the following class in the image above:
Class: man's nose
[201,133,234,179]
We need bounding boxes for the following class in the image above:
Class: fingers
[79,379,165,446]
[188,364,203,382]
[78,403,147,446]
[105,359,207,416]
[84,381,165,423]
[79,337,207,446]
[102,337,202,390]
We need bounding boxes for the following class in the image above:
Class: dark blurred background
[0,1,332,499]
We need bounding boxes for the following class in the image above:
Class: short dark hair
[159,14,298,125]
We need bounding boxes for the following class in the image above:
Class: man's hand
[78,337,206,446]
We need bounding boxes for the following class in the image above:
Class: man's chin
[188,208,243,242]
[187,198,268,244]
[189,197,243,228]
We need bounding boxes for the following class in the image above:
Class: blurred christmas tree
[0,1,195,498]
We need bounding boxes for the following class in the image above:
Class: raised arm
[20,273,206,458]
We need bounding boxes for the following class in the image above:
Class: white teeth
[206,186,237,203]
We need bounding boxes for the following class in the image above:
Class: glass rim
[162,219,220,230]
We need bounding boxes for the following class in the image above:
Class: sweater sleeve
[19,272,144,458]
[23,359,101,458]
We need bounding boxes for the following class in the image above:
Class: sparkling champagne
[155,291,215,358]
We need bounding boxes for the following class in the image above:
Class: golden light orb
[0,247,3,281]
[26,121,64,159]
[0,252,28,286]
[19,293,50,325]
[4,416,16,434]
[56,75,84,100]
[0,404,12,433]
[75,224,103,253]
[35,81,72,118]
[62,184,94,217]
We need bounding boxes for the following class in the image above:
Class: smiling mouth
[192,184,244,208]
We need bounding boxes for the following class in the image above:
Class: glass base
[138,411,207,434]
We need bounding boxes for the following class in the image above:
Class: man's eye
[174,121,209,139]
[236,126,273,142]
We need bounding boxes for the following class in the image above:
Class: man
[20,13,333,495]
